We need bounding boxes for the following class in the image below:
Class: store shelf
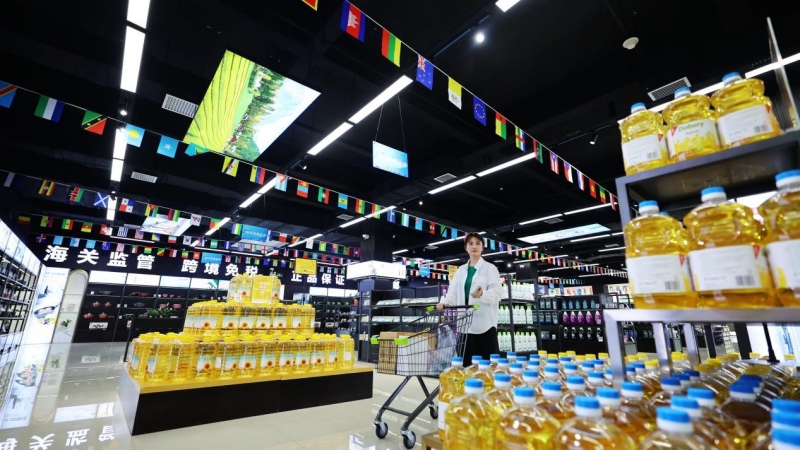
[615,130,800,223]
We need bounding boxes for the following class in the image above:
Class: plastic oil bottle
[522,369,540,389]
[183,304,199,335]
[238,334,260,378]
[624,200,696,309]
[218,336,242,380]
[324,334,338,371]
[663,87,722,162]
[145,334,172,382]
[690,364,730,402]
[596,387,654,444]
[309,335,326,373]
[508,362,525,387]
[535,381,576,423]
[562,375,594,408]
[748,402,800,450]
[293,336,310,374]
[711,72,781,149]
[773,429,800,450]
[168,334,197,382]
[257,335,278,376]
[683,186,775,308]
[621,382,657,423]
[203,301,223,336]
[300,304,314,335]
[272,303,288,335]
[718,383,771,439]
[485,373,516,414]
[277,335,295,374]
[759,170,800,307]
[438,356,466,439]
[553,396,636,449]
[339,334,355,369]
[495,387,561,449]
[220,303,240,338]
[444,378,501,449]
[254,305,273,337]
[494,358,511,375]
[650,377,684,408]
[472,360,495,392]
[638,407,707,450]
[540,366,566,393]
[195,334,219,380]
[130,333,153,379]
[238,305,256,335]
[619,102,669,175]
[671,396,737,449]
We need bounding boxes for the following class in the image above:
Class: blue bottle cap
[560,356,572,362]
[661,377,681,387]
[774,411,800,428]
[575,397,600,409]
[674,87,691,98]
[564,363,578,371]
[498,358,510,364]
[777,170,800,182]
[518,356,528,362]
[547,358,559,364]
[452,357,463,363]
[597,388,620,399]
[465,378,483,389]
[626,367,636,374]
[622,382,644,392]
[701,186,725,196]
[479,360,490,367]
[523,369,538,378]
[773,399,800,414]
[674,374,690,382]
[510,363,523,370]
[687,388,715,400]
[567,375,585,385]
[541,382,563,393]
[490,354,501,359]
[514,387,536,398]
[588,372,604,380]
[582,362,595,369]
[632,362,645,369]
[605,368,612,375]
[722,72,742,83]
[631,102,646,113]
[774,429,800,446]
[471,355,482,362]
[657,407,691,423]
[739,374,763,383]
[507,352,517,357]
[495,373,511,383]
[729,383,755,394]
[639,200,659,209]
[544,367,559,375]
[671,396,699,410]
[684,370,700,377]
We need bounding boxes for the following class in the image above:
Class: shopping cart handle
[426,304,479,312]
[370,335,379,345]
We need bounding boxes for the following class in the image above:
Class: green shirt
[464,266,477,303]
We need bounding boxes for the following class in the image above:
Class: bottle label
[256,317,271,330]
[260,353,276,369]
[224,355,239,371]
[667,119,720,159]
[202,316,215,330]
[767,240,800,288]
[280,352,295,368]
[273,316,287,329]
[717,104,774,146]
[438,401,448,431]
[239,355,257,371]
[627,254,692,295]
[222,315,239,330]
[238,316,255,330]
[621,134,666,167]
[328,352,338,364]
[215,356,222,369]
[688,245,770,291]
[344,352,353,362]
[292,317,302,329]
[197,355,215,373]
[146,357,157,374]
[131,355,140,370]
[312,351,325,366]
[296,351,310,367]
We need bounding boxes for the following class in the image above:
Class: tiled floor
[0,342,439,449]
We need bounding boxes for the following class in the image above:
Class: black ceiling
[3,0,800,282]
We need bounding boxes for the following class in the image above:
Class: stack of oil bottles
[437,350,800,449]
[624,169,800,309]
[124,274,356,383]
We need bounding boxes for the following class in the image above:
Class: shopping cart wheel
[402,431,416,449]
[429,404,438,419]
[375,421,388,439]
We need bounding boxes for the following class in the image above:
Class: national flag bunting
[62,219,74,230]
[495,113,507,139]
[340,1,366,42]
[563,161,574,183]
[168,235,177,244]
[16,215,30,226]
[222,157,239,177]
[275,174,288,192]
[39,180,55,196]
[94,193,109,208]
[232,223,243,235]
[355,199,365,214]
[167,209,180,222]
[81,222,92,233]
[157,248,165,257]
[100,225,112,235]
[301,0,318,10]
[337,193,348,209]
[157,135,178,158]
[40,216,53,228]
[81,111,107,135]
[34,96,64,122]
[514,126,525,151]
[576,171,585,191]
[610,194,617,210]
[145,204,158,217]
[473,97,487,126]
[549,151,559,174]
[296,181,309,198]
[250,166,267,185]
[210,218,221,230]
[0,81,17,108]
[69,187,84,203]
[125,124,145,147]
[599,187,607,204]
[317,187,329,204]
[381,29,401,66]
[119,198,134,212]
[589,179,597,198]
[401,213,410,227]
[447,78,462,109]
[415,56,434,90]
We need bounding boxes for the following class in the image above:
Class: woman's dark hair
[463,232,484,249]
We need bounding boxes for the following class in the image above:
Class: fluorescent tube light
[563,203,613,215]
[584,263,599,266]
[340,216,367,228]
[113,128,127,159]
[482,251,506,256]
[106,208,116,221]
[127,0,151,28]
[289,233,323,248]
[428,238,455,246]
[429,176,477,194]
[550,254,568,258]
[307,123,353,155]
[205,217,230,235]
[392,249,408,254]
[519,213,563,225]
[106,197,118,221]
[217,217,230,227]
[694,82,724,96]
[611,231,624,236]
[437,258,460,263]
[349,77,413,124]
[570,234,610,243]
[231,250,261,257]
[121,27,145,93]
[598,247,625,252]
[496,0,521,12]
[110,159,124,181]
[257,178,277,194]
[370,205,396,218]
[580,274,604,278]
[544,267,571,272]
[240,193,261,208]
[477,152,539,177]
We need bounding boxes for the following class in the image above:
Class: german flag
[82,111,107,135]
[38,180,55,196]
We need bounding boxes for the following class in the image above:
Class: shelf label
[767,240,800,289]
[626,254,692,296]
[717,104,774,147]
[688,245,770,291]
[667,119,720,160]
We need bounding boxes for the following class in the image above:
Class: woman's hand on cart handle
[428,304,479,312]
[435,303,445,311]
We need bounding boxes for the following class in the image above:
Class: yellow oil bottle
[203,301,224,336]
[309,335,326,373]
[226,275,241,303]
[130,333,153,379]
[621,382,657,423]
[535,381,576,423]
[257,335,278,376]
[145,334,173,382]
[272,304,288,335]
[238,334,259,378]
[596,388,654,444]
[619,102,669,175]
[553,396,636,449]
[168,334,197,382]
[671,396,737,449]
[220,303,240,338]
[495,387,561,449]
[663,87,722,162]
[472,360,495,392]
[194,334,219,380]
[287,304,301,335]
[443,378,502,449]
[238,305,256,335]
[650,377,684,408]
[759,170,800,306]
[465,356,483,376]
[218,336,242,380]
[277,335,295,374]
[300,304,314,336]
[183,303,199,335]
[254,305,273,337]
[508,363,525,387]
[438,357,466,439]
[562,375,594,408]
[639,408,708,450]
[625,200,696,308]
[339,334,355,369]
[747,401,800,450]
[485,373,516,414]
[293,336,310,374]
[718,383,771,439]
[711,72,781,149]
[324,334,338,371]
[684,186,775,307]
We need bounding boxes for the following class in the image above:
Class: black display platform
[119,365,374,435]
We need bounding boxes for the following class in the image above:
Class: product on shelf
[553,396,636,449]
[495,387,561,448]
[619,102,669,175]
[671,396,737,448]
[596,387,654,443]
[684,186,775,308]
[535,381,575,423]
[662,87,722,162]
[438,357,466,439]
[649,377,683,408]
[625,200,696,309]
[444,378,501,449]
[485,373,516,413]
[759,170,800,307]
[638,408,707,450]
[711,72,782,149]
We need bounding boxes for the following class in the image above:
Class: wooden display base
[421,432,443,450]
[119,365,374,435]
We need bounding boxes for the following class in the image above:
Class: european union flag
[102,241,111,251]
[473,96,487,126]
[157,135,179,158]
[125,124,145,147]
[415,56,434,90]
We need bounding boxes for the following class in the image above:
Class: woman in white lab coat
[436,232,504,364]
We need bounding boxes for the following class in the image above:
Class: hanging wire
[374,104,385,142]
[398,96,407,153]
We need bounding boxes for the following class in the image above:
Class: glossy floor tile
[0,342,439,449]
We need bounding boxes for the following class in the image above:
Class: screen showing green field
[184,51,320,162]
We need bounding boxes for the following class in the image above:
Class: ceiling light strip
[428,176,477,194]
[349,77,413,124]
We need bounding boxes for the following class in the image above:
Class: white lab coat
[439,257,503,334]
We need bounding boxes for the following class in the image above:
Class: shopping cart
[370,305,475,448]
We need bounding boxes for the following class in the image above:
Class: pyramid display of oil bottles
[438,350,800,449]
[624,170,800,309]
[125,274,357,384]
